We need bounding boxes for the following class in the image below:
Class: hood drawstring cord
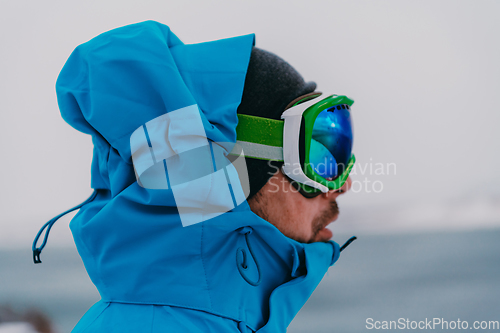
[340,236,357,252]
[236,227,262,287]
[32,190,98,264]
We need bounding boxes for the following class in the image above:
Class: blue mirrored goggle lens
[309,104,353,181]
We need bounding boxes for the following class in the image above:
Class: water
[1,229,499,332]
[288,229,500,332]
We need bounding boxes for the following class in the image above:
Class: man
[33,20,355,333]
[237,47,354,244]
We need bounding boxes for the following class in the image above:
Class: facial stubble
[310,199,339,243]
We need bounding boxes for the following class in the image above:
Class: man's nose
[337,176,352,194]
[323,176,352,198]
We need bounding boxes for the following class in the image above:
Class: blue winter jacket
[51,20,342,333]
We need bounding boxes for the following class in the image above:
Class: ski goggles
[235,93,355,197]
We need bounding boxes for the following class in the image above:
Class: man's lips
[316,226,333,242]
[310,200,339,243]
[314,216,338,242]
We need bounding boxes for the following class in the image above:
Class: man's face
[248,169,352,243]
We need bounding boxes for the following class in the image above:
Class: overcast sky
[1,0,499,247]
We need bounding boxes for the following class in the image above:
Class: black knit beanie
[237,47,317,200]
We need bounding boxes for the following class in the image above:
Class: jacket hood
[53,20,341,333]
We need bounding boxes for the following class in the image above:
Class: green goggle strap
[233,114,284,162]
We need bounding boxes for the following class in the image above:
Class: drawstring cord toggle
[32,190,98,264]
